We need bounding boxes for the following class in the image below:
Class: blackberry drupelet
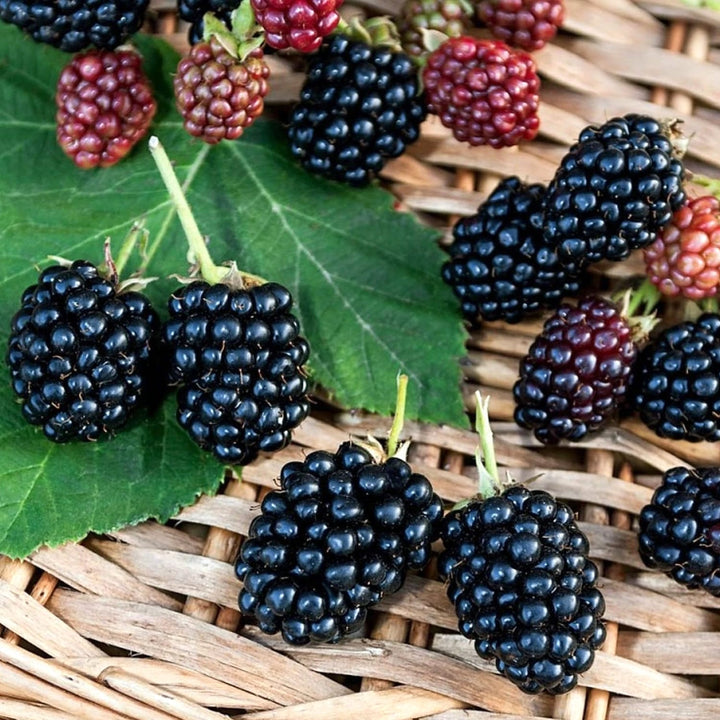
[638,466,720,596]
[0,0,149,51]
[177,0,242,44]
[7,260,160,442]
[235,441,444,644]
[162,280,310,464]
[287,33,426,186]
[476,0,564,52]
[513,296,639,444]
[630,314,720,442]
[441,176,580,324]
[439,485,606,694]
[543,114,686,274]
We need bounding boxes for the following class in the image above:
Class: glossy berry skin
[235,442,444,644]
[162,280,310,465]
[439,486,606,694]
[7,261,160,442]
[543,114,686,274]
[251,0,343,52]
[422,37,540,148]
[55,48,157,169]
[442,176,580,324]
[287,34,426,186]
[644,196,720,301]
[0,0,149,51]
[477,0,564,52]
[639,466,720,596]
[397,0,472,59]
[174,37,269,144]
[630,314,720,443]
[177,0,241,44]
[513,296,637,444]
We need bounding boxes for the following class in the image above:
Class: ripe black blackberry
[163,280,310,465]
[7,259,160,442]
[177,0,242,44]
[0,0,149,52]
[439,395,606,694]
[638,466,720,596]
[441,176,581,324]
[629,313,720,442]
[543,114,687,274]
[235,383,444,644]
[287,28,427,186]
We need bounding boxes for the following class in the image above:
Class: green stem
[474,391,500,499]
[148,135,228,285]
[693,174,720,199]
[114,220,146,278]
[386,373,408,458]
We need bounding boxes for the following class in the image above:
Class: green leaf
[0,26,467,557]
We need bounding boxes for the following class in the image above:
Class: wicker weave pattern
[2,1,720,718]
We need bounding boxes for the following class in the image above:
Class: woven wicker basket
[2,1,720,718]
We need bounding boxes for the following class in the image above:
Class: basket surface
[2,0,720,718]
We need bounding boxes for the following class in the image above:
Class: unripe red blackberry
[7,260,160,442]
[422,36,540,148]
[174,36,269,144]
[55,47,156,169]
[513,295,642,444]
[250,0,343,52]
[644,195,720,301]
[477,0,564,51]
[396,0,472,58]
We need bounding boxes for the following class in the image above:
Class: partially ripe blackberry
[543,114,687,274]
[287,33,427,186]
[639,466,720,596]
[251,0,343,52]
[477,0,564,52]
[0,0,149,51]
[7,260,160,442]
[177,0,242,44]
[630,314,720,442]
[174,36,270,144]
[397,0,472,58]
[439,485,606,694]
[235,441,444,644]
[442,176,581,323]
[56,47,157,169]
[422,36,540,148]
[162,280,310,465]
[644,195,720,301]
[513,296,639,444]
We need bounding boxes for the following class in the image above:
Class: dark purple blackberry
[162,280,310,465]
[177,0,242,44]
[441,176,581,324]
[7,260,160,442]
[287,33,427,186]
[0,0,149,52]
[235,441,444,644]
[543,114,686,274]
[439,485,606,694]
[513,296,639,444]
[629,313,720,442]
[638,466,720,596]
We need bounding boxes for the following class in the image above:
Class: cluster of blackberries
[7,261,310,465]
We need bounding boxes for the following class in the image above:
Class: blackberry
[630,314,720,442]
[7,260,160,442]
[235,441,444,644]
[477,0,564,52]
[177,0,242,44]
[513,296,639,444]
[287,32,427,186]
[441,176,580,323]
[543,114,687,274]
[638,466,720,596]
[0,0,149,52]
[439,485,606,694]
[162,280,310,464]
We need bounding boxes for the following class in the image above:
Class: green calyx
[202,4,265,61]
[336,15,404,54]
[692,173,720,200]
[613,282,661,345]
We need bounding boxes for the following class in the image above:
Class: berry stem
[386,373,409,458]
[474,392,501,499]
[693,174,720,200]
[114,220,148,279]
